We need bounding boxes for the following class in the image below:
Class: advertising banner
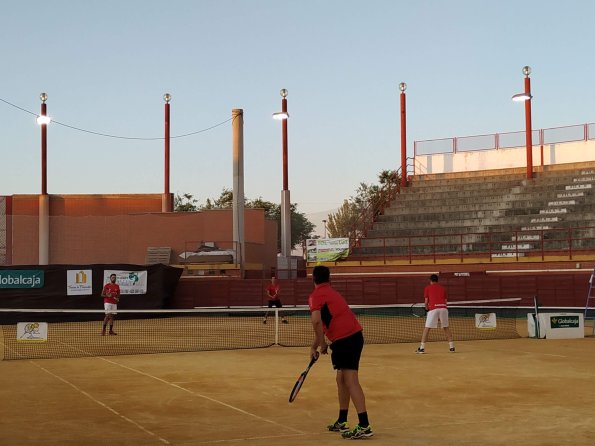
[103,270,147,295]
[306,238,349,262]
[0,270,44,289]
[67,270,93,296]
[475,313,497,330]
[17,322,48,342]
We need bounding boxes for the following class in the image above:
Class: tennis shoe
[109,331,117,335]
[327,421,349,432]
[341,424,373,439]
[282,319,289,324]
[415,347,425,354]
[262,320,267,324]
[449,347,455,353]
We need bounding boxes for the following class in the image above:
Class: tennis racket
[410,303,428,318]
[288,352,319,403]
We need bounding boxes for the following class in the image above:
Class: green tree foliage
[173,193,199,212]
[326,169,400,239]
[182,189,315,251]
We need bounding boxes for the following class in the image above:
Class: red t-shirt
[308,283,362,342]
[267,283,280,300]
[103,283,120,305]
[424,283,447,310]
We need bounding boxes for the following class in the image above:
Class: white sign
[475,313,497,330]
[103,270,147,295]
[17,322,48,342]
[67,269,93,296]
[306,238,349,262]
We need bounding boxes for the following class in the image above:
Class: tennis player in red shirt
[101,273,120,336]
[309,265,373,440]
[416,274,455,354]
[262,276,288,324]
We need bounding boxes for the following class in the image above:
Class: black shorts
[330,331,364,371]
[267,299,282,308]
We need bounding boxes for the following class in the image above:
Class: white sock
[420,343,425,349]
[449,341,454,348]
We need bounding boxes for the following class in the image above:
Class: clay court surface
[1,333,594,446]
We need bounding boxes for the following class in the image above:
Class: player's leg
[102,303,110,335]
[417,309,438,353]
[440,309,454,351]
[278,301,288,323]
[108,313,117,335]
[263,301,273,324]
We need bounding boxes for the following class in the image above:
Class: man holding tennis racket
[309,265,373,440]
[101,273,120,336]
[416,274,455,354]
[263,276,288,324]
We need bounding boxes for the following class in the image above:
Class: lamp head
[40,92,48,103]
[399,82,407,92]
[522,66,532,76]
[163,93,171,103]
[280,88,288,98]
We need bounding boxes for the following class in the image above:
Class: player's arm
[101,285,108,298]
[310,310,328,356]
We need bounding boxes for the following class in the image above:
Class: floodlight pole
[399,82,407,188]
[39,93,49,265]
[163,94,173,212]
[524,69,533,180]
[279,90,292,258]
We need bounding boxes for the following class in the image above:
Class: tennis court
[1,334,594,445]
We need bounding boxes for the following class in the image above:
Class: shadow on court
[1,336,594,445]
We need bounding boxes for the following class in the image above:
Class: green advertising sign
[550,315,579,329]
[0,270,44,289]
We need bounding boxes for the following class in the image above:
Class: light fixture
[36,115,51,125]
[163,93,171,103]
[280,88,288,98]
[512,92,532,102]
[522,65,532,76]
[399,82,407,92]
[272,112,289,120]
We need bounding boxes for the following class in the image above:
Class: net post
[274,308,279,345]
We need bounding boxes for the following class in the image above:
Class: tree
[198,190,315,251]
[326,169,400,239]
[174,193,198,212]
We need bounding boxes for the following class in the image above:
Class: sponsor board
[103,270,148,295]
[67,270,93,296]
[550,315,580,329]
[17,322,48,342]
[306,238,349,262]
[0,270,44,289]
[475,313,497,330]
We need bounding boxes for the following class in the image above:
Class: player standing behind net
[416,274,455,354]
[262,276,288,324]
[101,273,120,336]
[309,265,373,440]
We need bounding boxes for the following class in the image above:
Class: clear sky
[2,0,594,217]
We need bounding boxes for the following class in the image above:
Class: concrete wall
[415,140,595,175]
[8,194,277,272]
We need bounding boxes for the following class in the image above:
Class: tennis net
[0,298,523,360]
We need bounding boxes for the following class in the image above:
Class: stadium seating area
[352,161,595,260]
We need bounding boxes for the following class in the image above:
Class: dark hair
[313,265,330,284]
[430,274,439,282]
[110,273,117,278]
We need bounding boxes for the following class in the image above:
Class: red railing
[414,122,594,156]
[349,225,595,264]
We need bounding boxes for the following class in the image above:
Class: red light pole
[273,89,291,258]
[399,82,407,188]
[512,66,533,180]
[163,93,172,212]
[37,93,50,265]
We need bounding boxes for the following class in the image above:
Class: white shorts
[104,303,118,315]
[425,308,449,328]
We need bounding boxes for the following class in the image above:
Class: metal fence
[414,123,594,156]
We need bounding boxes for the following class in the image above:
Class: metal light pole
[37,93,50,265]
[512,66,533,180]
[163,93,172,212]
[399,82,407,188]
[322,219,327,238]
[273,89,291,258]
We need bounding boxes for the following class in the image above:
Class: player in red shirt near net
[262,276,288,324]
[101,273,120,336]
[416,274,455,354]
[309,265,373,440]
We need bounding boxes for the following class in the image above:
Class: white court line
[29,361,170,445]
[99,356,307,436]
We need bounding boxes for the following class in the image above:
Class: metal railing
[414,122,594,156]
[350,225,595,264]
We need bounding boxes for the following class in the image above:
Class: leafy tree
[196,190,315,251]
[174,193,198,212]
[326,169,400,239]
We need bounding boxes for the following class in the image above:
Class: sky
[2,1,595,224]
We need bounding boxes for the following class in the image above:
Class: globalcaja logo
[0,270,44,288]
[550,316,579,329]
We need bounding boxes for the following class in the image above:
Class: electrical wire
[0,97,233,140]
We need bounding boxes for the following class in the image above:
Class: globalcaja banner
[306,238,349,262]
[103,270,148,295]
[0,270,44,289]
[550,315,580,329]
